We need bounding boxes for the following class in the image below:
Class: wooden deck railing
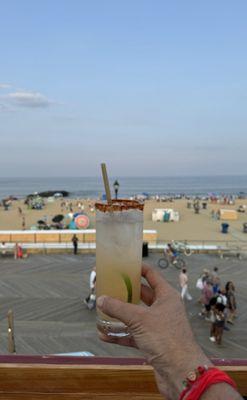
[0,356,246,399]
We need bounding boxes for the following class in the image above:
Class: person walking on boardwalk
[72,234,79,255]
[179,268,192,301]
[200,279,214,320]
[84,266,96,310]
[14,243,23,259]
[214,302,226,345]
[225,281,237,324]
[212,266,220,294]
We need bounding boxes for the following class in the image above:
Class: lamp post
[113,180,120,200]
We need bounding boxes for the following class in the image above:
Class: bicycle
[158,253,186,270]
[171,240,193,257]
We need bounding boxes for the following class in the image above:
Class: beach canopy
[219,209,238,220]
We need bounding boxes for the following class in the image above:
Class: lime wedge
[121,273,133,303]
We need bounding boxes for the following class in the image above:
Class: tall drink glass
[95,200,144,337]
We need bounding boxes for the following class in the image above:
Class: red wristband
[179,366,237,400]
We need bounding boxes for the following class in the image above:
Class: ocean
[0,176,247,200]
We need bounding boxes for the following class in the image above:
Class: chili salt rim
[95,199,144,212]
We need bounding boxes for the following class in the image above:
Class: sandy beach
[1,198,247,243]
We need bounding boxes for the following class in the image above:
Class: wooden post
[7,309,16,354]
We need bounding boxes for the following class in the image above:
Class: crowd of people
[182,266,237,345]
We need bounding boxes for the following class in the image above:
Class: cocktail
[96,168,144,337]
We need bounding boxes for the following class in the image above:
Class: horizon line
[0,174,247,179]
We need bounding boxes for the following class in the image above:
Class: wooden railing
[0,229,157,245]
[0,356,246,399]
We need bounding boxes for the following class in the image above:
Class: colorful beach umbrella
[75,214,90,229]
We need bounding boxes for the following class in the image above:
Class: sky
[0,0,247,177]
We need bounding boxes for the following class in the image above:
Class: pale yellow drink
[95,200,144,337]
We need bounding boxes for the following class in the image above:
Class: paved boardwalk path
[0,253,246,359]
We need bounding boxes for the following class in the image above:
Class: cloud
[6,91,52,108]
[0,83,12,89]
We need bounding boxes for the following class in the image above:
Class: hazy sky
[0,1,247,177]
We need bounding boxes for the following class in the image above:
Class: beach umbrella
[73,212,81,218]
[52,214,64,223]
[75,214,90,229]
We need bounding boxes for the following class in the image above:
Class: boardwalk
[0,252,246,359]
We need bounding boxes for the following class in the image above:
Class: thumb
[97,295,144,326]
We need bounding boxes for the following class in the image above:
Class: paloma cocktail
[95,200,144,337]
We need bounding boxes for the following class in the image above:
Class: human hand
[97,264,212,399]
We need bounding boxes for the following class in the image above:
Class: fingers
[141,284,154,306]
[97,295,144,326]
[142,264,170,291]
[98,332,137,348]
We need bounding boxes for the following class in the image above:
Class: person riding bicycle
[165,243,178,264]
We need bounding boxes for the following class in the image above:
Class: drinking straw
[101,163,112,205]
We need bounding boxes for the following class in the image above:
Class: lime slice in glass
[121,273,133,303]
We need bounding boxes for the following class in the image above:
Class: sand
[1,197,247,243]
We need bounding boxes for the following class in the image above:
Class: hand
[97,264,212,399]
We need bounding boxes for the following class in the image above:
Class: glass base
[97,317,130,337]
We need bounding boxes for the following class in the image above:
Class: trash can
[202,202,207,210]
[187,202,192,209]
[163,212,170,222]
[142,242,149,257]
[243,223,247,233]
[221,223,229,234]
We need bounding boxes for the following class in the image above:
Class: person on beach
[225,281,237,324]
[179,268,192,301]
[97,264,242,400]
[72,234,78,255]
[22,215,26,230]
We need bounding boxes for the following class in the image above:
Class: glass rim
[95,199,144,212]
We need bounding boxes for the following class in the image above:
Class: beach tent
[152,208,179,222]
[219,209,238,220]
[136,194,148,200]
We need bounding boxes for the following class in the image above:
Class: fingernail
[97,295,106,309]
